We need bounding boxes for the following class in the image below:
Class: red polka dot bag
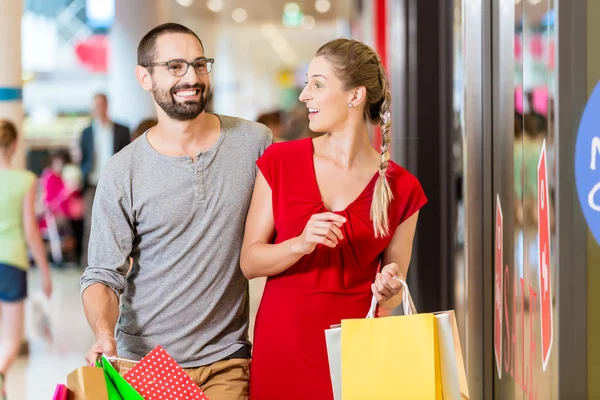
[122,345,210,400]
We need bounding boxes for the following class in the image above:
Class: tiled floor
[5,268,266,400]
[5,267,95,400]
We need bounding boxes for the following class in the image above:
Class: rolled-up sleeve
[80,160,134,297]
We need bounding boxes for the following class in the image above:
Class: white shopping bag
[435,311,470,399]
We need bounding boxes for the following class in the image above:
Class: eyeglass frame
[141,57,215,76]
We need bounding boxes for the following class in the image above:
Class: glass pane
[452,0,466,353]
[523,0,558,397]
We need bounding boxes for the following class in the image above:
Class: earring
[348,103,354,108]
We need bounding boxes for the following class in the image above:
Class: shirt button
[186,159,192,164]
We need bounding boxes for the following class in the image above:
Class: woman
[241,39,428,399]
[0,120,52,399]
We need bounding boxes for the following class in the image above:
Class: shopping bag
[435,311,469,400]
[51,384,68,400]
[66,366,109,400]
[325,278,470,400]
[341,310,443,399]
[96,355,144,400]
[123,345,210,400]
[325,279,416,400]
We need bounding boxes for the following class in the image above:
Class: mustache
[171,83,206,93]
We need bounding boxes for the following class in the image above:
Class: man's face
[93,95,108,121]
[148,33,211,121]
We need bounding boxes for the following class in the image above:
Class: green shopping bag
[96,355,144,400]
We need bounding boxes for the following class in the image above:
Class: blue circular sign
[575,80,600,245]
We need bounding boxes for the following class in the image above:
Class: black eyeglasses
[142,57,215,77]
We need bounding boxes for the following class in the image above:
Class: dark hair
[257,111,281,126]
[0,120,18,149]
[132,118,158,141]
[49,149,72,165]
[137,23,204,67]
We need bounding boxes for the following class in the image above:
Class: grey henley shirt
[80,114,272,367]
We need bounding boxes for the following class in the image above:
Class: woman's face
[51,157,64,173]
[299,56,354,133]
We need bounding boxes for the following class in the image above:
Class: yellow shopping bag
[331,278,469,400]
[341,312,443,400]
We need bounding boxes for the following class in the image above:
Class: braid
[370,66,393,238]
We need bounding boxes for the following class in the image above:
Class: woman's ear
[349,86,367,108]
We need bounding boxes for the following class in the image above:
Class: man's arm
[83,283,120,364]
[80,127,91,180]
[80,159,134,363]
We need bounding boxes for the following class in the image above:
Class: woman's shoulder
[0,169,36,190]
[386,161,420,185]
[259,138,311,164]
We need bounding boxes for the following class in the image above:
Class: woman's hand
[371,262,404,308]
[294,212,346,255]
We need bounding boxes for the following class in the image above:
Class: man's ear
[135,66,152,91]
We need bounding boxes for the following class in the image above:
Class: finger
[85,350,101,366]
[383,280,401,295]
[375,273,385,292]
[311,228,339,244]
[326,231,340,245]
[371,284,384,302]
[314,213,347,225]
[382,275,401,291]
[318,236,337,248]
[377,286,394,301]
[382,263,400,276]
[315,222,344,240]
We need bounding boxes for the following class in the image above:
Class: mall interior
[0,0,599,398]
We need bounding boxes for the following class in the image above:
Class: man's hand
[85,333,117,366]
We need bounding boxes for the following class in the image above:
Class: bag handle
[365,277,418,319]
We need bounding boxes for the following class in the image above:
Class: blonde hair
[316,39,393,238]
[0,120,18,150]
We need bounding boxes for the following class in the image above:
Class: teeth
[175,90,197,97]
[309,108,319,113]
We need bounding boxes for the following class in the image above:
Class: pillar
[0,0,24,167]
[108,0,172,131]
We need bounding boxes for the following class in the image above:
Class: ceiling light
[261,23,277,38]
[302,15,316,29]
[207,0,224,12]
[527,0,542,4]
[284,2,300,14]
[315,0,331,14]
[177,0,193,7]
[232,8,248,23]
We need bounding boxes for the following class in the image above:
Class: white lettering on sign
[591,136,600,170]
[540,180,545,210]
[542,243,548,300]
[588,182,600,212]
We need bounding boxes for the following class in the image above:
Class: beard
[152,82,209,121]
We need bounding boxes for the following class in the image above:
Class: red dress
[250,138,428,399]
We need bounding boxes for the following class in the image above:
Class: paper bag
[123,345,210,399]
[66,366,109,400]
[435,311,470,400]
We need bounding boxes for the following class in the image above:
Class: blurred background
[1,0,599,398]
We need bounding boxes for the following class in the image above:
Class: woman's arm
[240,171,346,279]
[23,179,52,298]
[372,211,420,316]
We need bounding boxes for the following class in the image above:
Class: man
[80,93,130,189]
[79,93,130,265]
[80,23,272,399]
